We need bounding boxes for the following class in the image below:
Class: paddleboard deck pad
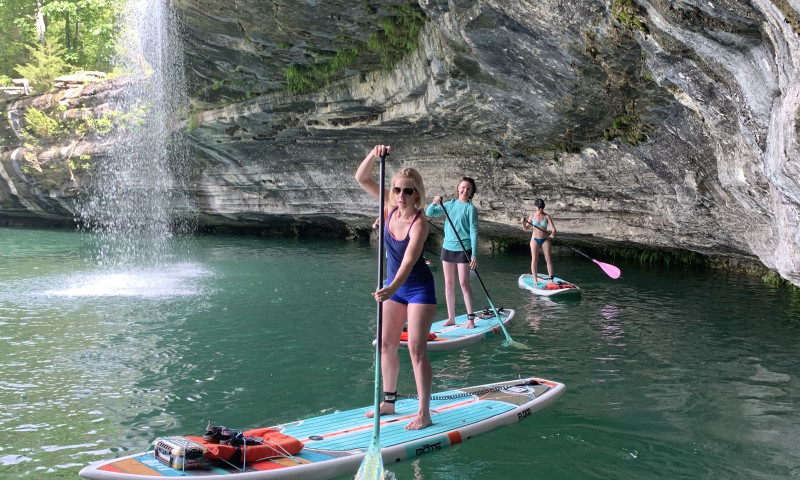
[79,377,564,480]
[394,307,515,352]
[518,274,580,297]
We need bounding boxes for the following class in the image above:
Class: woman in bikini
[522,198,556,284]
[355,144,436,431]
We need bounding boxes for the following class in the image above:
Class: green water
[1,227,799,479]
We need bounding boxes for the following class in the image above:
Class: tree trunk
[35,0,46,46]
[76,21,83,53]
[65,11,71,50]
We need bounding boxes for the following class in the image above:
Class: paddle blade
[503,338,528,350]
[355,442,384,480]
[594,259,621,279]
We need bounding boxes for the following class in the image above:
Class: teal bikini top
[531,215,548,229]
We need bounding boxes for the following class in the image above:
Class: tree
[0,0,39,74]
[0,0,124,78]
[41,0,122,70]
[15,39,72,93]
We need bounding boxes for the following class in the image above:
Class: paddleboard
[79,376,565,480]
[424,257,437,271]
[518,274,581,297]
[377,308,515,352]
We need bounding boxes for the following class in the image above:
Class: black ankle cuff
[383,391,397,404]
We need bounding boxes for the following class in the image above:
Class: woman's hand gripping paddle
[523,219,621,279]
[439,203,526,350]
[355,151,388,480]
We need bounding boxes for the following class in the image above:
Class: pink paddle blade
[594,259,621,279]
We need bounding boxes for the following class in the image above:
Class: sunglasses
[392,187,416,195]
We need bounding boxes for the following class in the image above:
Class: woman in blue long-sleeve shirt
[426,177,479,328]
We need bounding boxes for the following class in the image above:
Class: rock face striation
[1,0,799,286]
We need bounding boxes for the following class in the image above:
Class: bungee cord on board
[397,378,543,401]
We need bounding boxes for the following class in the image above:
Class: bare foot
[405,413,432,430]
[466,319,475,329]
[442,320,455,326]
[365,402,395,418]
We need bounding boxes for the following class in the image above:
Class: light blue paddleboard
[518,273,581,297]
[397,308,515,352]
[79,377,565,480]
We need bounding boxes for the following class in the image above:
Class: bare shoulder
[411,215,429,236]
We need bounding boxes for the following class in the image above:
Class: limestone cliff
[1,0,799,286]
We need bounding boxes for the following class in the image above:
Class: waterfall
[78,0,192,267]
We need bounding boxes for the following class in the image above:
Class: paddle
[438,202,527,350]
[355,152,388,480]
[522,218,621,279]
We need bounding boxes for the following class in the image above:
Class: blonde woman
[354,144,436,430]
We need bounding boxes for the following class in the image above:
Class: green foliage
[284,3,428,94]
[19,103,139,185]
[601,246,704,266]
[41,0,122,71]
[1,0,125,81]
[492,236,528,251]
[87,110,114,134]
[22,103,149,146]
[366,4,428,71]
[553,140,580,153]
[491,150,502,159]
[758,270,799,290]
[24,106,64,139]
[516,145,550,156]
[15,40,73,93]
[761,271,784,286]
[285,45,360,93]
[604,101,649,146]
[187,108,198,132]
[203,75,262,105]
[89,103,150,132]
[613,0,650,34]
[67,154,92,172]
[0,74,13,86]
[0,0,37,74]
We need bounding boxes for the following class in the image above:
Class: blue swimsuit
[385,208,436,305]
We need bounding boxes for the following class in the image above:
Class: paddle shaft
[356,152,389,480]
[523,218,621,279]
[438,202,517,346]
[523,218,592,260]
[373,153,387,428]
[439,205,491,300]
